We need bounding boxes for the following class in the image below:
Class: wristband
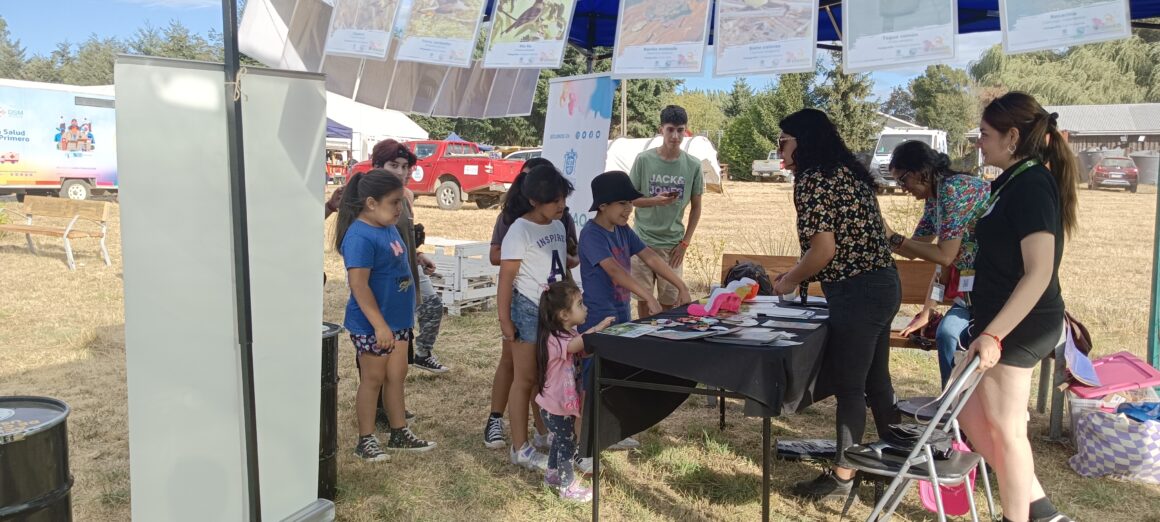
[888,233,905,251]
[980,332,1003,350]
[678,240,690,249]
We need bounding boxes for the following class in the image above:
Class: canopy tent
[326,118,352,140]
[605,136,723,194]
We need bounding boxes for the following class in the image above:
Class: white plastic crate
[424,237,499,316]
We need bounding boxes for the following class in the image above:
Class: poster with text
[842,0,957,73]
[325,0,402,60]
[541,74,615,229]
[1000,0,1131,54]
[396,0,487,67]
[483,0,578,68]
[714,0,817,76]
[612,0,712,78]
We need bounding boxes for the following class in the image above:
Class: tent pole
[221,0,263,518]
[1151,186,1160,369]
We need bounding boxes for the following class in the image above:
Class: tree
[910,64,977,158]
[0,17,25,79]
[664,89,727,136]
[814,57,878,153]
[719,73,811,179]
[722,77,754,119]
[718,111,773,181]
[128,21,222,62]
[60,36,126,85]
[879,86,916,122]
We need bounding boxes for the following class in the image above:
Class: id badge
[930,283,945,303]
[958,269,976,293]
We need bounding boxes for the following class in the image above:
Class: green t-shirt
[629,148,704,249]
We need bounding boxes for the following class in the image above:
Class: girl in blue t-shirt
[335,170,436,461]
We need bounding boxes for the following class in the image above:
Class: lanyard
[970,159,1038,225]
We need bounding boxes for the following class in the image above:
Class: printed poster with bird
[611,0,712,78]
[713,0,817,76]
[324,0,403,60]
[482,0,579,69]
[842,0,957,73]
[1000,0,1131,54]
[396,0,489,67]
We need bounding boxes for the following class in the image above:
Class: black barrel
[319,322,342,501]
[0,397,72,522]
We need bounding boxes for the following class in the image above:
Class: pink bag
[917,439,976,516]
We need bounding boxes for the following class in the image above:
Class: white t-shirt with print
[500,217,569,301]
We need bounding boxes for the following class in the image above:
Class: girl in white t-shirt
[498,164,574,470]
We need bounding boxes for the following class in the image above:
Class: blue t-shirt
[341,220,416,335]
[578,220,646,330]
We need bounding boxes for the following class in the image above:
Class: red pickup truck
[351,140,524,210]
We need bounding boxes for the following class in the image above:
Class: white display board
[611,0,712,78]
[482,0,579,69]
[396,0,488,67]
[324,0,403,60]
[842,0,957,73]
[1000,0,1132,54]
[713,0,817,76]
[117,56,327,521]
[540,73,616,230]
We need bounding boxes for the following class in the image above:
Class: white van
[870,129,948,193]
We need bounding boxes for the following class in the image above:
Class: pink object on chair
[918,439,976,516]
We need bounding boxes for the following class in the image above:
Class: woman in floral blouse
[772,108,902,502]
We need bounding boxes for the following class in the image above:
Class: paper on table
[749,306,815,319]
[762,320,821,330]
[647,327,737,341]
[602,322,660,338]
[772,340,803,347]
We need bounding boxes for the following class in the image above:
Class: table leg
[762,416,771,522]
[719,389,726,431]
[592,355,602,522]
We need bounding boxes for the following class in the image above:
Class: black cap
[589,171,644,211]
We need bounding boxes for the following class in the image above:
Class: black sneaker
[790,469,853,502]
[413,354,450,374]
[1033,514,1074,522]
[385,427,436,452]
[354,435,389,462]
[483,415,506,449]
[376,409,415,430]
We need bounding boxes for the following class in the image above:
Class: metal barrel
[0,396,72,522]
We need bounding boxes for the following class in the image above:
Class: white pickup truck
[750,151,792,182]
[869,128,948,194]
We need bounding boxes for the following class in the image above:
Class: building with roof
[968,103,1160,154]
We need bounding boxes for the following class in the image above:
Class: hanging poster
[324,0,402,60]
[1000,0,1132,54]
[842,0,957,73]
[483,0,579,68]
[713,0,817,76]
[611,0,712,78]
[541,74,615,228]
[396,0,488,67]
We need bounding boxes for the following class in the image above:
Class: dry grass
[2,181,1159,521]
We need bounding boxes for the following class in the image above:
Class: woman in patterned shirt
[772,108,902,502]
[884,140,990,388]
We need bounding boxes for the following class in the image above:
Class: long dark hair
[982,91,1079,237]
[501,158,556,225]
[536,280,583,396]
[333,169,404,252]
[889,140,967,195]
[779,108,875,189]
[500,164,573,226]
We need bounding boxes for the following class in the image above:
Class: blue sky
[4,0,1002,101]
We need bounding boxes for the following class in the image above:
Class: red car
[1088,156,1139,193]
[351,140,524,210]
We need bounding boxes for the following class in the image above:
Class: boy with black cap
[579,171,692,332]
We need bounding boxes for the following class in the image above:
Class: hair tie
[1048,112,1059,126]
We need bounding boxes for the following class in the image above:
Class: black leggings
[821,266,902,468]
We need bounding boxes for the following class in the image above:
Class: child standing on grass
[535,281,613,502]
[335,170,436,462]
[498,164,574,471]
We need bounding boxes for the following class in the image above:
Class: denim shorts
[511,292,540,344]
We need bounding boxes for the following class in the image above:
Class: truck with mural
[351,140,524,210]
[0,81,117,201]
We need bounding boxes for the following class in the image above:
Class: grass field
[2,180,1159,521]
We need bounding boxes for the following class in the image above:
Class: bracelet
[678,240,690,248]
[980,332,1003,350]
[888,233,905,251]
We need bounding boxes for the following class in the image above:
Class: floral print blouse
[912,174,991,272]
[794,164,895,283]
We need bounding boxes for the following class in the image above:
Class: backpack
[722,260,774,296]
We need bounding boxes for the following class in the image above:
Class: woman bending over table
[771,108,902,502]
[959,92,1077,522]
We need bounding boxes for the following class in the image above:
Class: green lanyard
[970,159,1038,225]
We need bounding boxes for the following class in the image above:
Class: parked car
[505,148,541,162]
[1088,156,1139,193]
[351,140,525,209]
[751,151,792,182]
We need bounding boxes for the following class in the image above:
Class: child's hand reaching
[588,316,616,333]
[645,296,662,317]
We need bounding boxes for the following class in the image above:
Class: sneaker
[559,479,593,503]
[510,442,549,471]
[790,469,854,502]
[484,415,506,449]
[376,409,415,430]
[543,468,561,488]
[533,431,553,451]
[1034,515,1074,522]
[413,354,450,374]
[608,436,640,451]
[574,456,593,477]
[354,435,389,462]
[385,427,436,452]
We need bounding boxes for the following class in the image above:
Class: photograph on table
[713,0,817,76]
[324,0,402,60]
[483,0,578,68]
[612,0,712,77]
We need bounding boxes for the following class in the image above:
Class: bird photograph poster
[611,0,712,77]
[482,0,579,68]
[325,0,402,60]
[396,0,489,67]
[713,0,817,76]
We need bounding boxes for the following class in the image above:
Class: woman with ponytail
[959,92,1078,522]
[882,140,991,388]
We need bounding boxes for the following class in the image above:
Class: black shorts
[971,311,1063,368]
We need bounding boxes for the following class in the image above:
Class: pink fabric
[688,293,741,316]
[536,331,582,417]
[918,439,976,516]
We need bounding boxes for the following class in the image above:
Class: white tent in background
[325,92,429,161]
[605,136,724,194]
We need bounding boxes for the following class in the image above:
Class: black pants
[821,266,902,468]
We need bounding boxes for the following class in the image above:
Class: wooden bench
[0,196,112,270]
[719,254,937,349]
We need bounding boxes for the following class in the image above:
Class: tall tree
[60,36,126,85]
[910,64,977,158]
[664,89,727,136]
[128,21,222,62]
[879,86,916,122]
[815,57,878,153]
[719,73,812,179]
[0,17,26,79]
[722,77,754,119]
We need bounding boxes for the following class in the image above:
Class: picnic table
[581,302,832,522]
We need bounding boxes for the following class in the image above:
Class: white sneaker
[574,456,593,477]
[510,442,549,471]
[532,431,553,451]
[608,436,640,451]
